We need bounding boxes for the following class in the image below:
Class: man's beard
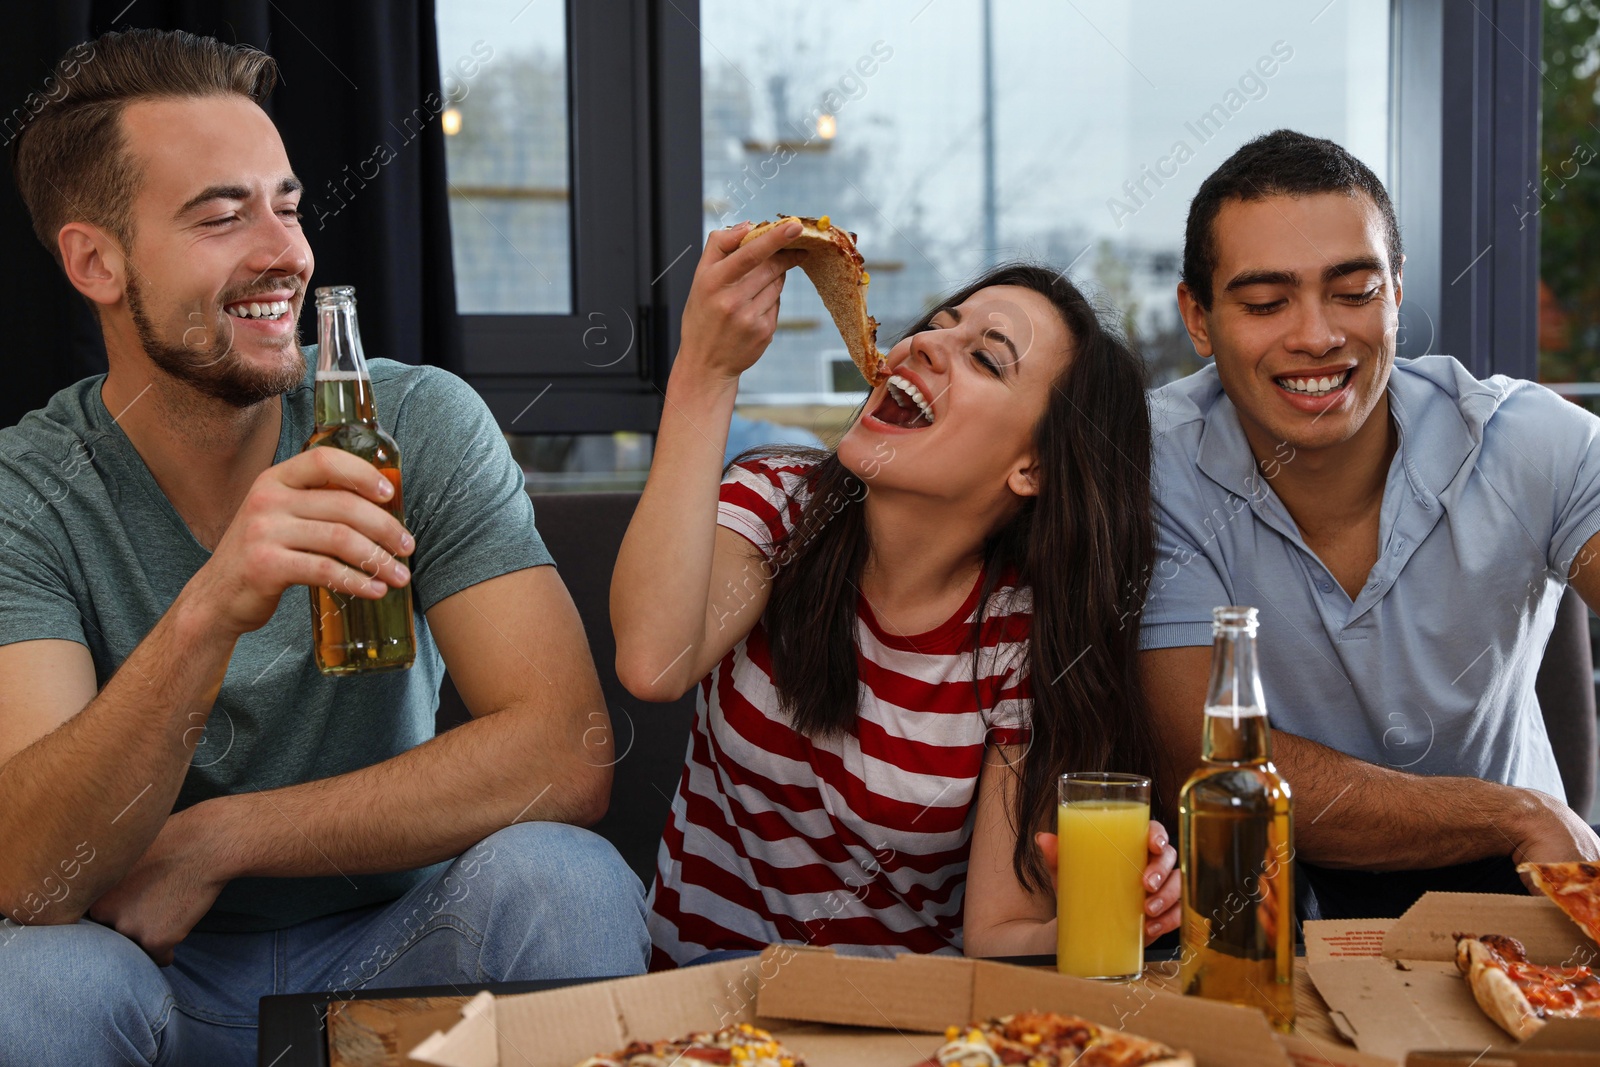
[127,275,306,409]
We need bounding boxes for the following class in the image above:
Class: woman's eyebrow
[984,328,1019,370]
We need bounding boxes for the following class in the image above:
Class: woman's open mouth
[865,374,936,431]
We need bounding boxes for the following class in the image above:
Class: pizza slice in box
[1519,861,1600,947]
[1456,933,1600,1039]
[575,1022,802,1066]
[915,1011,1193,1067]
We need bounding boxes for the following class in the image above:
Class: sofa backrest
[434,491,697,887]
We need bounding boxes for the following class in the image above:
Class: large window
[700,0,1391,438]
[424,0,1541,479]
[436,0,572,315]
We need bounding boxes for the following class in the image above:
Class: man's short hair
[10,28,277,272]
[1182,128,1402,309]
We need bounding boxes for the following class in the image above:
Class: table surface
[258,952,1353,1067]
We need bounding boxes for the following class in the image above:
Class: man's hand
[87,803,234,965]
[1509,787,1600,890]
[182,447,415,637]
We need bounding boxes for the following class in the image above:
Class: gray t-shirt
[0,347,550,932]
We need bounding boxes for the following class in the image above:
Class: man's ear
[1008,455,1041,499]
[1176,282,1214,360]
[1393,252,1405,308]
[58,223,128,310]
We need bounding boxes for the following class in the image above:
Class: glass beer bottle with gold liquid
[303,285,415,674]
[1178,605,1294,1029]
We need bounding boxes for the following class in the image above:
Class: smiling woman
[612,231,1181,967]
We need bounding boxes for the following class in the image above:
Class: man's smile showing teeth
[225,299,291,321]
[1275,368,1353,397]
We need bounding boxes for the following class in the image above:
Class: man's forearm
[0,593,238,922]
[204,702,611,881]
[1276,731,1530,869]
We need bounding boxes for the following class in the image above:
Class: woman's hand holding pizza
[676,221,807,383]
[1036,820,1181,944]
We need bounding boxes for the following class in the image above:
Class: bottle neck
[1202,626,1272,765]
[315,302,376,428]
[1201,707,1272,764]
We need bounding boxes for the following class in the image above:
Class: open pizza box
[1305,892,1600,1066]
[405,944,1297,1067]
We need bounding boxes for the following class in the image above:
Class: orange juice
[1056,799,1148,979]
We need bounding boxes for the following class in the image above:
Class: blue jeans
[0,822,650,1066]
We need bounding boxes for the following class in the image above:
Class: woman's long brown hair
[737,263,1157,893]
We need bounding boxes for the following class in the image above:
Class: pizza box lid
[407,944,1294,1067]
[1304,894,1600,1065]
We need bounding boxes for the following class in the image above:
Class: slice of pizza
[1519,861,1600,945]
[739,215,885,386]
[916,1011,1193,1067]
[576,1022,803,1066]
[1455,933,1600,1040]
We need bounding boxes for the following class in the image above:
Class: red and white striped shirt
[646,458,1033,968]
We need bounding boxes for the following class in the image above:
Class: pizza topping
[928,1012,1186,1067]
[576,1024,801,1067]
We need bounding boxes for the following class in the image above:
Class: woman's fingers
[722,218,802,277]
[703,221,752,260]
[1146,900,1181,942]
[1141,818,1181,943]
[736,248,806,303]
[1145,863,1181,916]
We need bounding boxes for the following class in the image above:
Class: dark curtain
[0,0,461,429]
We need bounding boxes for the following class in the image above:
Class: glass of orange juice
[1057,772,1150,981]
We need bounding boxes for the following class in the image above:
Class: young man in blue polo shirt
[0,29,647,1065]
[1143,128,1600,920]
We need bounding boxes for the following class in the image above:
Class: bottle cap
[1212,605,1259,635]
[315,285,356,307]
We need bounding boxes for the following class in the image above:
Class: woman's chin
[835,428,882,477]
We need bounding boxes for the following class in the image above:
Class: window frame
[453,0,701,435]
[1391,0,1541,380]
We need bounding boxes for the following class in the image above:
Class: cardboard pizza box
[407,944,1295,1067]
[1305,893,1600,1065]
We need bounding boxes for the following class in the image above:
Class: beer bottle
[304,285,416,675]
[1178,605,1294,1029]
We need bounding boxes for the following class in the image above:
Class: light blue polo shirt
[1143,355,1600,799]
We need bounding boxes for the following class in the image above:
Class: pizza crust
[739,215,884,386]
[1457,936,1545,1040]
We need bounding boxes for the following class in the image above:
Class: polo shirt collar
[1192,360,1477,512]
